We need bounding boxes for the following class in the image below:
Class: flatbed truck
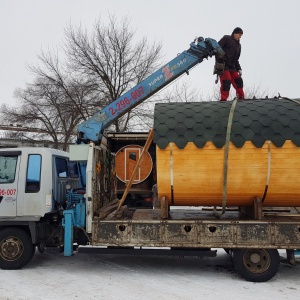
[0,36,299,282]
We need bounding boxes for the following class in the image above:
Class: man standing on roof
[217,27,245,101]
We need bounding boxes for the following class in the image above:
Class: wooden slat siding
[156,143,171,199]
[266,140,300,205]
[156,140,300,207]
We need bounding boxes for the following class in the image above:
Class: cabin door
[125,148,140,182]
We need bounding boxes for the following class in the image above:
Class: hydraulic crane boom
[77,37,224,143]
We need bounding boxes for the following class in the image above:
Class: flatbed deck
[91,208,300,249]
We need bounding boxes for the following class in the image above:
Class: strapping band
[262,141,271,203]
[215,98,238,217]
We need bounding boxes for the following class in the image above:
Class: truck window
[0,155,18,184]
[78,162,87,187]
[25,154,41,193]
[55,157,68,178]
[68,162,79,178]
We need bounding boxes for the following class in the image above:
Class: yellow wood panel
[157,140,300,207]
[267,140,300,205]
[156,143,174,199]
[174,141,266,206]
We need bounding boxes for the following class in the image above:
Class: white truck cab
[0,147,81,269]
[0,147,80,220]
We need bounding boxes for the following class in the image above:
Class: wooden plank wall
[156,140,300,207]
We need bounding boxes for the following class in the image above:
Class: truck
[0,36,300,283]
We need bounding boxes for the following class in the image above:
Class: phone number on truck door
[0,189,17,196]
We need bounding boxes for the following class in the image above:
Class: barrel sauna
[153,99,300,207]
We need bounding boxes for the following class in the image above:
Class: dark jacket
[218,35,242,71]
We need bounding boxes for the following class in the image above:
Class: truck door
[0,151,21,217]
[22,154,43,216]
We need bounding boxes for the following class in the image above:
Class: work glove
[238,70,242,76]
[213,62,225,76]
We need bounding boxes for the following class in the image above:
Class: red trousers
[220,70,244,101]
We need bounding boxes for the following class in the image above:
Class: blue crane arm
[77,37,224,143]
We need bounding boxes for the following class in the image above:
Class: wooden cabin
[153,98,300,207]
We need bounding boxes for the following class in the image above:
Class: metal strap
[170,142,174,205]
[279,96,300,105]
[262,141,271,203]
[221,98,238,215]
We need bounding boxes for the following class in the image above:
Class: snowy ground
[0,249,299,300]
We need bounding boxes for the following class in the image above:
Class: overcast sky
[1,0,299,107]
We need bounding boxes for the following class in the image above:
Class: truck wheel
[233,249,280,282]
[0,228,34,270]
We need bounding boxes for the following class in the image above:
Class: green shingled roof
[153,99,300,149]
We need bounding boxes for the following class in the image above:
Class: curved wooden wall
[157,140,300,207]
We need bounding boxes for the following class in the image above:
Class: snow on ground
[0,249,299,300]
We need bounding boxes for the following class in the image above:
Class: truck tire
[0,228,34,270]
[233,249,280,282]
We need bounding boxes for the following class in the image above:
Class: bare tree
[1,14,275,146]
[0,15,163,147]
[1,49,90,150]
[64,15,162,132]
